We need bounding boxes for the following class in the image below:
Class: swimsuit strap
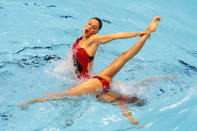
[92,76,110,93]
[72,37,90,79]
[73,37,82,48]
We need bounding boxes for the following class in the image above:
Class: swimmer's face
[83,19,100,38]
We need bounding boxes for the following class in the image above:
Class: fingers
[139,32,146,37]
[140,32,151,39]
[18,103,29,110]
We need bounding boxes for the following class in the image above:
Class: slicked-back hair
[91,17,103,31]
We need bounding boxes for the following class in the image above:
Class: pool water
[0,0,197,131]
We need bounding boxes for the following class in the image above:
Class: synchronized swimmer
[19,16,177,125]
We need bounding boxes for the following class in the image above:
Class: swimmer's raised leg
[99,16,161,79]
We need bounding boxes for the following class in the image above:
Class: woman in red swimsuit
[21,17,174,124]
[72,17,146,79]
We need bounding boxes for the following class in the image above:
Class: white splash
[101,114,121,125]
[111,81,147,96]
[53,52,74,73]
[160,96,190,112]
[178,108,189,114]
[143,122,154,128]
[44,51,77,83]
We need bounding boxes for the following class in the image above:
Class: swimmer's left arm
[95,32,145,44]
[117,101,139,125]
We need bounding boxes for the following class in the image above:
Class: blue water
[0,0,197,131]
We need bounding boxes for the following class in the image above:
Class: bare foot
[147,16,161,33]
